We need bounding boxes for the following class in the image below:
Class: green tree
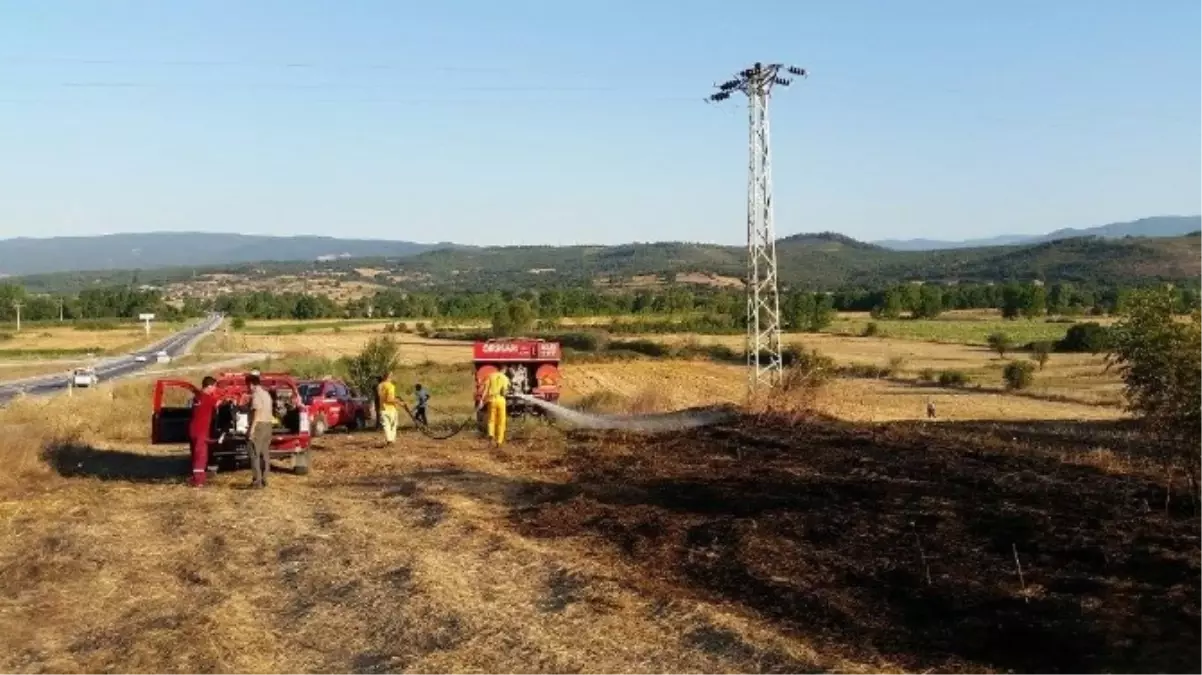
[1048,283,1073,315]
[340,335,401,398]
[1000,284,1026,319]
[1003,360,1036,390]
[1022,285,1048,318]
[1106,288,1201,453]
[1056,322,1110,353]
[492,298,536,337]
[987,331,1013,358]
[871,289,904,320]
[1030,341,1052,370]
[913,285,943,319]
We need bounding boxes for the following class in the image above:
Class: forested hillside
[11,231,1200,295]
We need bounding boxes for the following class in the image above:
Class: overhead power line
[0,56,513,73]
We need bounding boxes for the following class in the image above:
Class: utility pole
[12,301,23,332]
[708,62,807,392]
[58,298,64,322]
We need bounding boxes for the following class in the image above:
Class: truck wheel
[312,418,327,438]
[293,451,311,476]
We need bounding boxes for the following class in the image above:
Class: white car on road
[71,368,99,388]
[155,350,171,364]
[134,354,148,363]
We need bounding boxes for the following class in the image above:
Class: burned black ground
[510,417,1201,673]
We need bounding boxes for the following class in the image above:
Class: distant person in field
[926,399,937,419]
[481,368,511,447]
[245,373,273,489]
[413,383,430,426]
[188,375,219,488]
[376,372,399,445]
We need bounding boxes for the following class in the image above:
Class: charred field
[506,415,1201,673]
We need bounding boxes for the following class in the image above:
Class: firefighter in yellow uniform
[480,368,511,446]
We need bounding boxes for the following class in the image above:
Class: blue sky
[0,0,1198,246]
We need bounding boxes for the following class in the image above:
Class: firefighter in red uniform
[188,376,219,487]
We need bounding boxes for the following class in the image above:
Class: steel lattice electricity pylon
[708,62,807,391]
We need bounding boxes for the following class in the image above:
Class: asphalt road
[0,313,225,406]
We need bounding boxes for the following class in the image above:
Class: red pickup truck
[150,372,313,475]
[297,378,368,436]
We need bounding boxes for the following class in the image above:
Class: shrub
[1056,322,1110,353]
[415,322,429,336]
[609,339,671,358]
[986,332,1013,358]
[1030,341,1053,370]
[554,331,607,353]
[862,322,881,337]
[886,355,907,376]
[231,317,246,330]
[937,370,971,387]
[840,363,890,379]
[1002,361,1036,390]
[339,335,401,397]
[0,332,12,342]
[781,346,836,388]
[673,340,740,363]
[918,367,936,382]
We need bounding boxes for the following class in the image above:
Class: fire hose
[399,403,477,440]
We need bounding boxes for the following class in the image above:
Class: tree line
[2,280,1198,330]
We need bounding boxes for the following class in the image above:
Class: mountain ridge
[872,215,1201,251]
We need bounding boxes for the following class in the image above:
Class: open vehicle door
[151,379,198,444]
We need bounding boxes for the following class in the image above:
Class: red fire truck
[472,338,562,426]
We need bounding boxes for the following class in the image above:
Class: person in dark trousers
[188,375,219,488]
[413,383,430,426]
[246,373,273,489]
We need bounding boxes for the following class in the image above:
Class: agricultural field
[1,309,1194,672]
[0,321,181,356]
[659,332,1125,407]
[0,321,185,384]
[0,359,1195,673]
[825,310,1106,345]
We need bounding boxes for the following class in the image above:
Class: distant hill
[0,232,453,277]
[13,231,1200,295]
[874,215,1202,251]
[6,218,1201,295]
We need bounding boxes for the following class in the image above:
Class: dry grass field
[0,323,185,385]
[655,332,1124,406]
[561,360,1124,423]
[0,322,179,356]
[0,361,1196,673]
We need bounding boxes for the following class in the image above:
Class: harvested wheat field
[651,333,1124,406]
[228,330,472,363]
[1,375,1197,673]
[0,322,180,356]
[564,361,1125,422]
